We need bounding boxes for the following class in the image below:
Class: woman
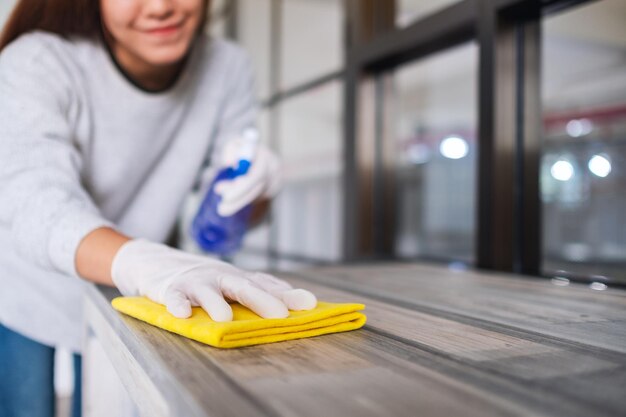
[0,1,317,416]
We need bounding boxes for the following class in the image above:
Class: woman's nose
[143,0,175,19]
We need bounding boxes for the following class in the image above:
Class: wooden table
[82,262,626,417]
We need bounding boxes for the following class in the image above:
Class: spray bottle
[191,128,259,255]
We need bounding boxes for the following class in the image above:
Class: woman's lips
[144,22,183,36]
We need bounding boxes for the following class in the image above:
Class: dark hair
[0,0,211,53]
[0,0,101,52]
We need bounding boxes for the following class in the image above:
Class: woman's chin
[141,43,193,67]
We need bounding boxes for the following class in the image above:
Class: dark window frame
[343,0,624,287]
[230,0,623,287]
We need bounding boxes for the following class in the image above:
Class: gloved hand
[213,140,282,217]
[111,239,317,321]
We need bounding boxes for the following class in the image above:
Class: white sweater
[0,31,258,352]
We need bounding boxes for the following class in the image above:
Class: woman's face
[100,0,206,67]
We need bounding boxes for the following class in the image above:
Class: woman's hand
[214,143,282,217]
[111,239,317,321]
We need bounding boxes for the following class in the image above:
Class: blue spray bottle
[191,128,259,255]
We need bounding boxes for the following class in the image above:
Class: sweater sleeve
[0,34,114,278]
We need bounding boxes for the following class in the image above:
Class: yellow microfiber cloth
[111,297,366,349]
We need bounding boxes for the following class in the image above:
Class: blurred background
[0,0,626,284]
[2,0,624,283]
[183,0,625,286]
[0,1,624,415]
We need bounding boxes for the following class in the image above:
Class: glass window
[273,81,344,261]
[280,0,344,90]
[207,0,230,38]
[542,0,626,283]
[393,42,478,263]
[396,0,462,28]
[236,0,272,100]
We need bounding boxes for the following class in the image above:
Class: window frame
[229,0,623,287]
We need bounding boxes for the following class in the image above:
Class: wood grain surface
[84,262,626,417]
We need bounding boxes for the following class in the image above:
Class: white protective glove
[213,139,282,217]
[111,239,317,321]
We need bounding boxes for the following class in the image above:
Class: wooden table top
[86,262,626,417]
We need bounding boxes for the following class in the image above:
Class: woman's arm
[0,35,115,277]
[75,227,131,286]
[0,36,316,322]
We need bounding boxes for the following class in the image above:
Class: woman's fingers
[219,275,289,319]
[239,285,290,318]
[163,271,315,321]
[162,288,192,318]
[216,177,265,217]
[188,285,233,322]
[214,147,277,217]
[278,289,317,311]
[246,272,317,311]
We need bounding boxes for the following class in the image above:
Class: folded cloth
[111,297,366,349]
